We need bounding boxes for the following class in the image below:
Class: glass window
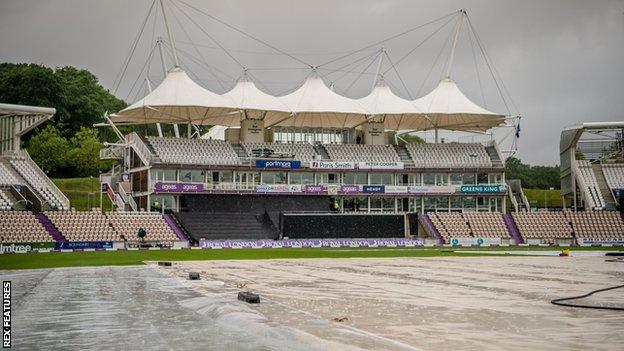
[477,173,489,184]
[490,173,503,184]
[179,170,204,183]
[369,173,394,185]
[344,172,367,184]
[423,173,436,185]
[450,174,463,185]
[450,196,462,209]
[290,172,314,185]
[261,172,287,184]
[219,171,234,183]
[317,173,340,184]
[436,196,449,211]
[410,197,422,213]
[397,174,410,186]
[163,169,177,182]
[382,197,395,212]
[463,196,476,211]
[435,174,449,186]
[424,197,436,212]
[397,197,410,212]
[462,173,476,185]
[369,197,382,212]
[343,197,367,212]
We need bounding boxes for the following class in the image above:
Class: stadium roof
[110,68,238,125]
[274,73,368,128]
[358,81,423,130]
[208,77,291,127]
[409,78,506,132]
[0,102,56,153]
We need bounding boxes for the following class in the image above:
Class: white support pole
[156,37,179,138]
[444,10,465,79]
[145,78,163,137]
[372,48,385,90]
[159,0,180,67]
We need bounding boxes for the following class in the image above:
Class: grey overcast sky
[1,0,623,165]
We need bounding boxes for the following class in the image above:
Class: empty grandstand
[147,137,240,166]
[566,210,624,239]
[0,211,53,243]
[512,211,573,240]
[406,142,492,168]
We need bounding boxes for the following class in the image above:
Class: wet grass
[0,246,622,270]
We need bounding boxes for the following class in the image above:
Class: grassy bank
[52,177,113,211]
[1,246,621,270]
[523,188,563,208]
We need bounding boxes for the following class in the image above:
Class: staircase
[393,145,415,168]
[592,164,617,210]
[506,180,530,211]
[35,213,65,242]
[485,143,504,167]
[232,144,248,160]
[162,214,188,241]
[173,212,279,241]
[143,139,161,163]
[420,213,443,244]
[502,213,524,244]
[313,144,330,160]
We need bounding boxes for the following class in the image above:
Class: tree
[69,127,110,177]
[0,63,127,141]
[26,125,71,178]
[505,156,560,189]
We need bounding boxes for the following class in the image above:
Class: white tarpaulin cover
[275,74,368,128]
[410,78,506,132]
[110,68,238,125]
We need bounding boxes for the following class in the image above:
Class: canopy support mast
[372,48,385,90]
[444,9,465,79]
[156,37,180,138]
[159,0,180,68]
[145,77,163,137]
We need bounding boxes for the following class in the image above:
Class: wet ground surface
[1,255,623,350]
[172,256,624,351]
[2,266,360,351]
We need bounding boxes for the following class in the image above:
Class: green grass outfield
[0,246,621,270]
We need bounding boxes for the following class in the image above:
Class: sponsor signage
[255,159,301,169]
[459,185,506,194]
[154,182,204,193]
[450,237,502,247]
[408,185,457,194]
[304,185,326,194]
[256,184,302,193]
[384,185,408,194]
[358,161,404,170]
[339,185,360,194]
[199,238,424,249]
[309,161,355,170]
[0,242,55,254]
[578,238,624,246]
[363,185,385,193]
[55,241,114,250]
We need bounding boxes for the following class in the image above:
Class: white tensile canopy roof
[409,78,506,132]
[206,77,291,127]
[110,68,238,125]
[357,81,424,130]
[275,73,368,128]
